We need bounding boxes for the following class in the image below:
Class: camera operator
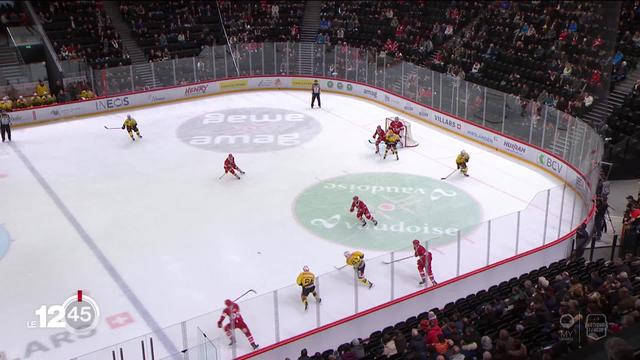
[621,196,640,256]
[594,196,609,241]
[573,223,590,260]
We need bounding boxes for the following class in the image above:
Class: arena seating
[218,0,305,44]
[436,1,614,119]
[119,0,224,62]
[303,256,640,359]
[35,1,131,69]
[616,1,640,61]
[317,1,482,66]
[0,1,25,29]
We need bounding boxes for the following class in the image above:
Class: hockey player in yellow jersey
[344,251,374,288]
[455,150,470,176]
[122,114,142,141]
[383,130,400,160]
[296,265,321,310]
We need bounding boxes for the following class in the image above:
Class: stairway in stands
[547,67,640,157]
[583,68,640,128]
[298,0,322,75]
[102,1,155,88]
[0,43,27,84]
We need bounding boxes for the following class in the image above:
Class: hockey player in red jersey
[389,117,405,136]
[224,154,245,179]
[372,125,386,154]
[413,239,437,286]
[349,196,378,227]
[217,299,259,350]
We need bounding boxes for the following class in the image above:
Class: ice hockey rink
[0,90,581,360]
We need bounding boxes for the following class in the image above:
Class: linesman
[0,109,11,142]
[311,80,321,108]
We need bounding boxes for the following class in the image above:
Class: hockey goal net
[385,117,419,147]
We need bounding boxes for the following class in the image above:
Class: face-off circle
[294,172,482,251]
[176,107,322,153]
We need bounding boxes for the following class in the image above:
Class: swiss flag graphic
[106,312,135,329]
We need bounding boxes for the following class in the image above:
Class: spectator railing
[71,42,602,360]
[577,234,640,262]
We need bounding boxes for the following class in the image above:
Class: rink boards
[10,75,592,201]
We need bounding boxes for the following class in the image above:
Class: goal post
[385,117,419,147]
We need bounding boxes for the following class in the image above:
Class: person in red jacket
[413,239,437,286]
[350,195,378,227]
[217,299,259,350]
[224,154,245,179]
[425,318,443,345]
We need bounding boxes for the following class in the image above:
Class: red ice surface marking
[378,203,395,211]
[106,312,135,329]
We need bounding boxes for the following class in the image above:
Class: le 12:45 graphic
[27,290,100,334]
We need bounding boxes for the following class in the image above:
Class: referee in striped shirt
[0,109,11,142]
[311,80,321,109]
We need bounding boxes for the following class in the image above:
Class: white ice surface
[0,91,574,360]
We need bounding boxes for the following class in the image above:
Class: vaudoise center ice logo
[176,107,322,152]
[294,173,482,251]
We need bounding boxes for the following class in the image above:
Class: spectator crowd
[220,0,304,44]
[36,0,130,69]
[120,0,223,62]
[0,79,95,110]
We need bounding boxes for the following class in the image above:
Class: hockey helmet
[413,239,420,246]
[228,154,234,159]
[377,125,382,129]
[303,265,310,272]
[224,299,233,306]
[127,114,132,119]
[352,195,359,201]
[344,251,351,258]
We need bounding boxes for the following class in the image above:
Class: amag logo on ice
[294,173,481,251]
[176,107,321,152]
[538,153,563,174]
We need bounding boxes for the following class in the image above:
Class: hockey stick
[218,173,226,180]
[233,289,257,302]
[104,126,121,130]
[382,255,413,264]
[440,169,457,180]
[334,264,349,270]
